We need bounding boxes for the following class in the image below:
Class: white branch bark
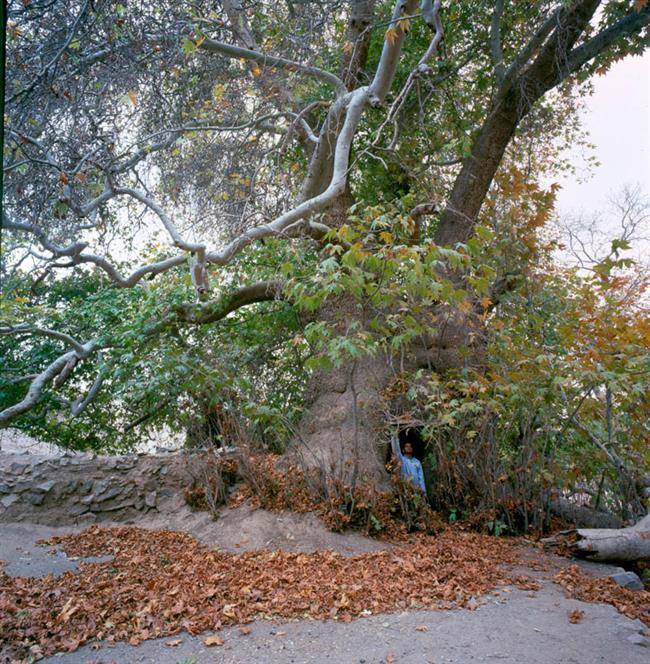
[206,87,369,265]
[70,371,104,416]
[1,1,448,422]
[2,212,188,287]
[0,336,98,426]
[198,36,347,95]
[5,1,434,285]
[0,324,86,354]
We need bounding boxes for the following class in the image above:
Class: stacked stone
[0,451,183,525]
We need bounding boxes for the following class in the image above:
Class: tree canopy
[2,1,649,524]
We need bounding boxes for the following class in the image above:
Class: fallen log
[543,514,650,563]
[549,498,623,529]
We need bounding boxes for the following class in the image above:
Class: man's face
[403,442,414,456]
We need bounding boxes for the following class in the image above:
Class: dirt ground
[1,514,649,664]
[133,501,391,555]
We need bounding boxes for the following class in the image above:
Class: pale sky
[554,50,650,216]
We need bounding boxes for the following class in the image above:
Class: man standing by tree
[392,433,427,496]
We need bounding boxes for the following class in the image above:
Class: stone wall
[0,451,188,525]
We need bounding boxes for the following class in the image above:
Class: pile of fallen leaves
[554,565,650,627]
[1,525,529,660]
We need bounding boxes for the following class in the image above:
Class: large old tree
[1,1,649,512]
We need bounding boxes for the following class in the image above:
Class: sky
[554,50,650,218]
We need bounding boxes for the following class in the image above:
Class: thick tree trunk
[296,353,392,485]
[293,295,487,486]
[435,101,519,246]
[544,514,650,562]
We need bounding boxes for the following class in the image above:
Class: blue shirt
[392,437,427,494]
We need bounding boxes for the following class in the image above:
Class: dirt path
[36,589,649,664]
[1,521,648,664]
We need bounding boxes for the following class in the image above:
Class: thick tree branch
[434,0,648,248]
[222,0,257,50]
[6,0,445,298]
[0,324,86,354]
[198,37,347,95]
[565,6,650,76]
[0,334,98,426]
[368,0,421,103]
[168,280,286,326]
[299,0,421,202]
[70,371,105,416]
[340,1,376,90]
[0,352,77,425]
[0,279,286,425]
[2,213,189,287]
[75,253,188,287]
[373,0,443,149]
[501,6,561,85]
[408,201,438,243]
[207,87,369,264]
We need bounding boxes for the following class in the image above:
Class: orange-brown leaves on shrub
[225,454,443,540]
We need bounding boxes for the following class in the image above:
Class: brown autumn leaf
[568,609,584,624]
[204,634,224,646]
[165,639,183,647]
[57,598,77,622]
[239,626,252,635]
[385,27,398,46]
[397,17,411,32]
[415,624,429,632]
[222,604,237,618]
[275,630,288,636]
[480,296,492,310]
[555,565,648,627]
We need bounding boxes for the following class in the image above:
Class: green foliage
[289,198,483,370]
[288,185,649,525]
[0,245,312,452]
[407,252,649,524]
[2,1,648,534]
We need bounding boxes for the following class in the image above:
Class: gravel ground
[1,522,649,664]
